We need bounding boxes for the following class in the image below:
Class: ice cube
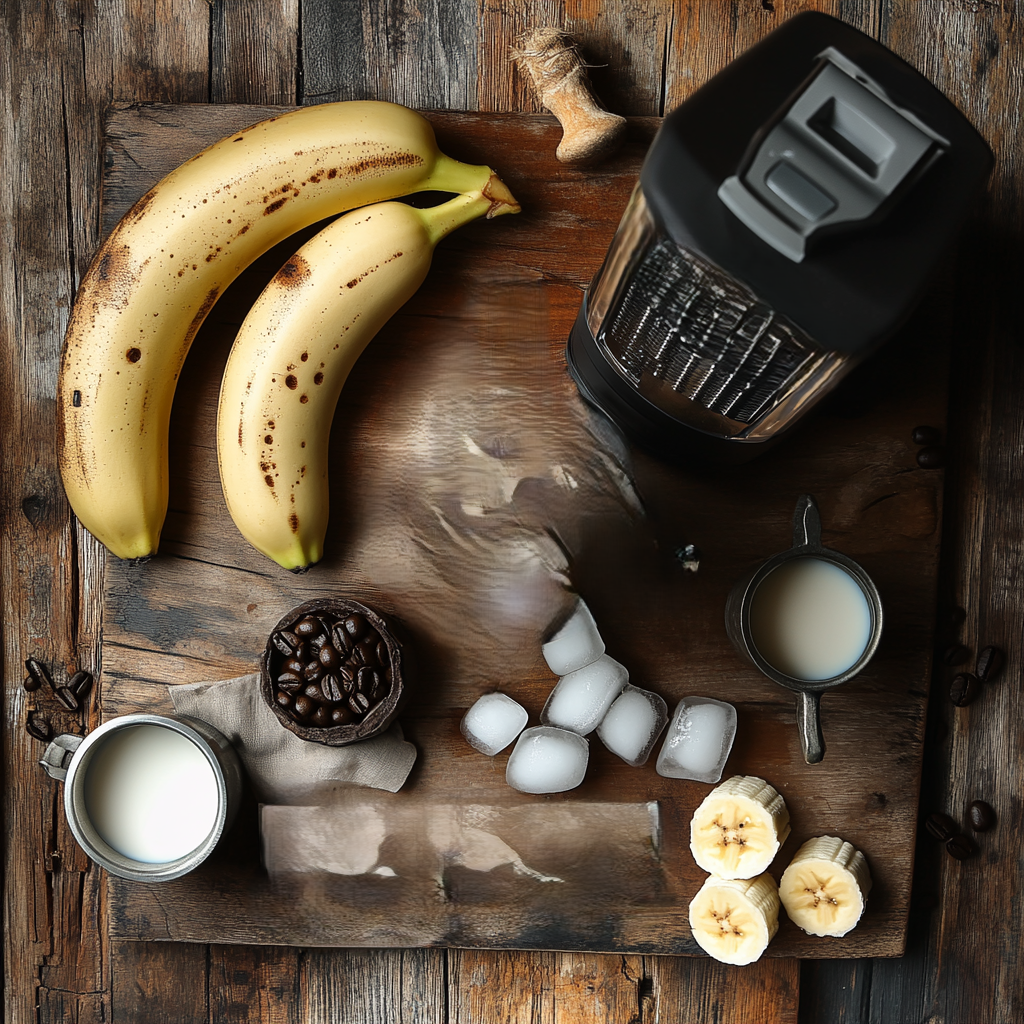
[656,696,737,783]
[541,598,606,676]
[505,726,589,794]
[461,692,529,756]
[540,654,628,735]
[596,685,669,767]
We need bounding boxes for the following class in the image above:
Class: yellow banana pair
[57,101,519,569]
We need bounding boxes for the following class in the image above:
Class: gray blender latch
[718,50,947,262]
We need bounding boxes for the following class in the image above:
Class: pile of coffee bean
[22,657,93,743]
[268,610,391,728]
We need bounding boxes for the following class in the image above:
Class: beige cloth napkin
[169,673,417,803]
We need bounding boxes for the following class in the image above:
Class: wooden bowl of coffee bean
[260,598,411,746]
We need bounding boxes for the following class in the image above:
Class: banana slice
[690,775,791,879]
[688,873,780,965]
[778,835,871,937]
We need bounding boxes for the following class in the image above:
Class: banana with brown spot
[57,100,517,559]
[216,188,519,571]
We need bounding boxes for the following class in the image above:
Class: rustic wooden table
[3,3,1021,1022]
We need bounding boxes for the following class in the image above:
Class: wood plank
[110,940,208,1023]
[208,944,304,1024]
[211,0,300,106]
[94,104,942,959]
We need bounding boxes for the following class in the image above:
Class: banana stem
[419,189,518,246]
[423,153,521,219]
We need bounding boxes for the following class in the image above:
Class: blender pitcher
[566,13,992,464]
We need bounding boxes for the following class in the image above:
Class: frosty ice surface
[656,696,737,783]
[541,598,606,676]
[506,726,589,794]
[461,692,529,756]
[541,654,628,735]
[597,685,668,767]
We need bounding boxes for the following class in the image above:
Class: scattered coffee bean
[925,811,958,843]
[54,685,80,711]
[69,670,93,698]
[912,425,941,446]
[941,643,970,667]
[945,834,974,860]
[25,714,53,742]
[967,800,996,833]
[976,645,1004,683]
[23,674,41,693]
[916,445,945,469]
[950,672,981,707]
[25,658,53,692]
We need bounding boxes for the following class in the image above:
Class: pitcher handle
[796,691,825,764]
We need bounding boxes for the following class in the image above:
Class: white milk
[749,556,872,681]
[84,724,220,863]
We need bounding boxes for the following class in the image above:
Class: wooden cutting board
[98,104,946,957]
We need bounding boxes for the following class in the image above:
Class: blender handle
[796,691,825,764]
[792,494,822,549]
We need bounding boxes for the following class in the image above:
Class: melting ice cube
[506,726,589,794]
[461,692,530,756]
[596,685,669,767]
[656,696,737,783]
[541,654,628,735]
[541,598,606,676]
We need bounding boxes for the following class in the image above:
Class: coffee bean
[310,632,329,651]
[331,707,355,725]
[22,674,41,693]
[917,445,945,469]
[369,670,384,699]
[272,633,294,656]
[912,425,941,446]
[354,691,371,712]
[941,643,970,667]
[69,670,93,698]
[294,617,322,638]
[967,800,996,832]
[950,673,981,707]
[25,714,53,742]
[293,695,314,718]
[25,658,52,692]
[277,670,302,685]
[311,705,331,727]
[924,811,958,843]
[344,613,367,640]
[321,674,343,702]
[332,624,352,652]
[304,683,325,702]
[277,679,302,693]
[55,685,80,711]
[319,645,340,670]
[348,695,363,715]
[976,645,1004,683]
[280,630,301,649]
[284,657,305,675]
[303,660,323,681]
[276,691,293,709]
[341,673,355,695]
[376,641,388,666]
[945,834,974,860]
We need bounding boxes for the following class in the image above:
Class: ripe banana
[688,873,781,965]
[778,835,872,937]
[689,775,791,880]
[216,188,519,571]
[57,101,515,559]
